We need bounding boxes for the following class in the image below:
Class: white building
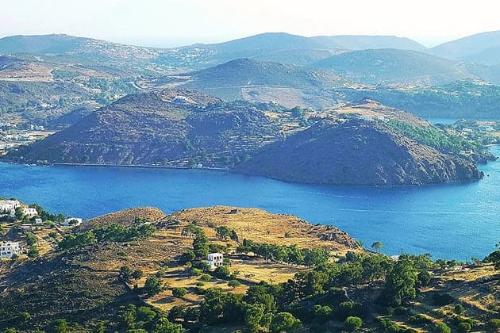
[0,241,22,259]
[0,200,21,214]
[62,217,83,227]
[22,207,38,218]
[207,253,224,271]
[34,217,43,225]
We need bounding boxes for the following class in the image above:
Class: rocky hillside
[3,90,486,185]
[235,118,482,185]
[4,89,287,168]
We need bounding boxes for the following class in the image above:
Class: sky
[1,0,500,48]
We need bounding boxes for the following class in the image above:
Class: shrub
[144,276,163,297]
[213,265,232,280]
[199,274,212,281]
[131,270,143,280]
[52,319,69,333]
[179,250,196,264]
[434,322,451,333]
[172,287,187,298]
[228,280,241,288]
[345,316,363,331]
[457,322,472,333]
[454,304,465,314]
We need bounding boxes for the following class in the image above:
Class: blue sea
[1,146,499,260]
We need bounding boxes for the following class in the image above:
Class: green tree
[245,303,266,333]
[52,319,69,333]
[417,270,432,287]
[434,322,451,333]
[384,257,418,305]
[152,316,184,333]
[25,232,38,246]
[121,304,137,329]
[457,322,472,333]
[270,312,301,333]
[193,232,209,259]
[144,276,163,297]
[313,305,332,323]
[28,245,39,258]
[120,266,133,282]
[14,207,24,220]
[345,316,363,331]
[172,287,187,298]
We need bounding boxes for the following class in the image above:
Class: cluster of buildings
[1,200,85,259]
[0,199,37,219]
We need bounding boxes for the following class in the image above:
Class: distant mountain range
[431,30,500,65]
[311,48,473,85]
[1,31,500,123]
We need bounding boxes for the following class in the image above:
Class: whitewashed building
[207,253,224,271]
[34,217,43,225]
[0,241,22,259]
[0,200,21,215]
[62,217,83,227]
[22,207,38,218]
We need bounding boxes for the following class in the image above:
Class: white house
[0,200,21,214]
[62,217,83,227]
[0,241,22,259]
[22,207,38,218]
[207,253,224,271]
[34,217,43,225]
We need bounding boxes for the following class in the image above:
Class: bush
[144,276,163,297]
[172,287,187,298]
[228,279,241,288]
[52,319,69,333]
[345,316,363,331]
[457,322,472,333]
[454,303,465,314]
[199,274,212,281]
[434,322,451,333]
[213,265,232,280]
[270,312,301,333]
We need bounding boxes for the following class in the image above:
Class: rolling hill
[310,34,426,51]
[158,32,427,68]
[312,48,474,85]
[166,58,345,105]
[431,30,500,65]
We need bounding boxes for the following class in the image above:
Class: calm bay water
[1,146,499,260]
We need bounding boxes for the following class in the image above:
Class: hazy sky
[1,0,500,47]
